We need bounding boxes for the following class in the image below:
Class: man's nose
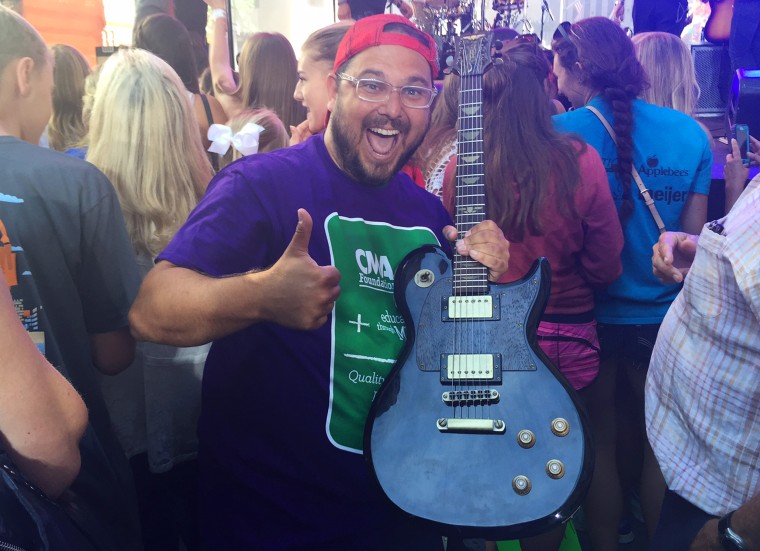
[378,88,404,118]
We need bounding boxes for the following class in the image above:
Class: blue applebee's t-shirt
[158,134,452,550]
[553,97,713,324]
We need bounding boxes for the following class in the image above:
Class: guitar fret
[454,69,488,294]
[457,140,484,145]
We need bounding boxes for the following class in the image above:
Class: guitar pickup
[442,294,500,321]
[442,389,500,406]
[440,353,502,384]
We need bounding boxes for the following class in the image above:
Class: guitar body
[364,247,593,539]
[704,0,734,44]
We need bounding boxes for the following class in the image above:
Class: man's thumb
[286,208,313,255]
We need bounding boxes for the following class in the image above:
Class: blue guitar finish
[364,32,593,540]
[364,248,592,539]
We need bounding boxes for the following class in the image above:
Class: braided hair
[552,17,648,221]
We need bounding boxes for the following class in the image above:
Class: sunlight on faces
[295,53,332,134]
[325,45,432,187]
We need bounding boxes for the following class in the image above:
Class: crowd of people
[0,2,758,551]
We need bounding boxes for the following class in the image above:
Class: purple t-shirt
[159,135,452,550]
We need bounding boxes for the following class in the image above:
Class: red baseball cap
[332,14,439,78]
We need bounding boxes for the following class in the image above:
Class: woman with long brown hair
[47,44,90,152]
[202,0,306,133]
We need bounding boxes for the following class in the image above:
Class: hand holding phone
[733,124,751,166]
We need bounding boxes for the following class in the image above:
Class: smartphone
[734,124,750,165]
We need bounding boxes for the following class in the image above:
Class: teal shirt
[553,97,713,324]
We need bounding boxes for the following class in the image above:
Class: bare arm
[203,0,239,100]
[689,493,760,550]
[337,1,352,20]
[611,0,625,22]
[681,192,708,236]
[194,93,229,151]
[392,0,415,18]
[89,327,135,375]
[0,279,88,499]
[724,136,760,213]
[129,209,341,347]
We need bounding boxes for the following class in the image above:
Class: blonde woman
[86,47,213,551]
[632,32,714,146]
[48,44,91,152]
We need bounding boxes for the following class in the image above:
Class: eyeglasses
[336,73,438,109]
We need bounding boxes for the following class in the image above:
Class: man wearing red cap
[131,14,509,550]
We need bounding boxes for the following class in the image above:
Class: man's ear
[326,72,338,112]
[15,57,35,98]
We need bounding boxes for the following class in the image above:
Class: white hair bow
[207,122,265,156]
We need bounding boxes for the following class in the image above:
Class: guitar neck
[454,72,488,295]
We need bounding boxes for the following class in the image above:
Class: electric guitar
[704,0,734,44]
[364,33,593,540]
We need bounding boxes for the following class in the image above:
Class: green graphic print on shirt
[325,213,440,453]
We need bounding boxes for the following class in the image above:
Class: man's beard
[329,100,429,187]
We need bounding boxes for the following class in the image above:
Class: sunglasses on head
[553,21,572,41]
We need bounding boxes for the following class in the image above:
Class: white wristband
[210,8,226,23]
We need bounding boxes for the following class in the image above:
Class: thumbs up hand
[260,209,342,330]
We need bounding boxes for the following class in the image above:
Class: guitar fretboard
[454,72,488,295]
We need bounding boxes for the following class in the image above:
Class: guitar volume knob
[551,418,570,437]
[546,460,565,480]
[512,475,531,495]
[517,430,535,449]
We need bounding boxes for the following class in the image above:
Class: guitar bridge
[436,418,506,434]
[442,389,500,406]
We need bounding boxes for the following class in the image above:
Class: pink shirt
[495,145,623,315]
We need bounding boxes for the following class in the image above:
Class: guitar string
[462,71,487,422]
[474,74,486,423]
[453,72,463,422]
[454,64,490,422]
[463,72,474,423]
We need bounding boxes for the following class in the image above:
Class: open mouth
[366,127,400,157]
